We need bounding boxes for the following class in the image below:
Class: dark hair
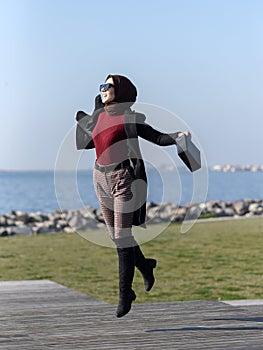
[106,74,137,104]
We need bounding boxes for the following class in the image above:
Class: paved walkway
[0,280,263,349]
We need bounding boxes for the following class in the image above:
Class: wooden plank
[0,280,263,349]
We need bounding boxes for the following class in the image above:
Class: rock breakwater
[1,199,263,237]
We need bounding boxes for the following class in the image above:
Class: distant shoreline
[211,164,263,172]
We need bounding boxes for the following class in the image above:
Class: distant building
[211,164,263,172]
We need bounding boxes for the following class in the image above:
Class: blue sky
[1,0,262,170]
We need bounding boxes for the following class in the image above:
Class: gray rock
[78,206,97,220]
[63,226,75,233]
[65,210,80,222]
[15,211,29,224]
[146,202,178,222]
[15,220,26,226]
[8,212,17,220]
[55,219,69,231]
[67,212,100,231]
[256,207,263,215]
[233,200,249,215]
[171,214,184,223]
[33,221,57,234]
[248,203,263,215]
[28,212,49,223]
[199,202,208,215]
[147,216,163,224]
[0,216,7,227]
[171,207,186,222]
[223,208,235,216]
[8,225,34,236]
[34,226,54,234]
[146,201,158,210]
[0,228,8,237]
[210,200,224,209]
[185,205,202,220]
[225,201,234,208]
[95,209,105,223]
[67,212,87,230]
[146,205,161,220]
[249,202,260,212]
[213,208,226,217]
[6,219,16,226]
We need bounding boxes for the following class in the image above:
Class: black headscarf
[104,74,137,116]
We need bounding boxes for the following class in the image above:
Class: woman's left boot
[133,245,157,292]
[116,245,136,318]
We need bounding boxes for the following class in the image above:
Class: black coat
[75,108,179,227]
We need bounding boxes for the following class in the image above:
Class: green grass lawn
[0,217,263,304]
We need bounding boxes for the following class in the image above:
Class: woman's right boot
[116,245,136,318]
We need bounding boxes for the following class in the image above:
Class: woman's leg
[93,168,115,239]
[113,202,136,317]
[114,237,136,318]
[111,167,137,317]
[94,166,136,317]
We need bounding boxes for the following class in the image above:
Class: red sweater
[92,111,129,165]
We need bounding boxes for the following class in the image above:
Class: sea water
[0,170,262,215]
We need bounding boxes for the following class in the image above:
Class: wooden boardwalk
[0,280,263,349]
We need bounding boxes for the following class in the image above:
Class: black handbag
[176,134,201,172]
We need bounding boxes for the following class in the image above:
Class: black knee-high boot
[116,244,136,318]
[133,245,157,292]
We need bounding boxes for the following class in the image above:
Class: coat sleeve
[75,111,95,150]
[136,121,180,146]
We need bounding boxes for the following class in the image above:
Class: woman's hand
[178,131,191,138]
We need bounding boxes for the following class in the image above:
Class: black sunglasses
[99,83,114,91]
